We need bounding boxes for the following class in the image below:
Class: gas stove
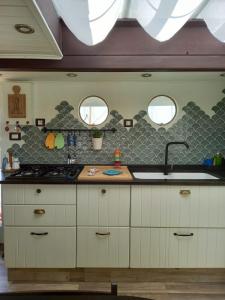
[6,164,81,182]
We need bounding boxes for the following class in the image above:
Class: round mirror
[148,95,177,125]
[79,96,109,125]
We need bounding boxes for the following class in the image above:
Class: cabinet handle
[174,232,194,237]
[96,232,110,236]
[101,189,106,194]
[36,189,42,194]
[33,208,45,215]
[30,232,48,236]
[180,189,191,196]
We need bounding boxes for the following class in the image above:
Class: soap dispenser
[213,152,223,167]
[2,155,8,171]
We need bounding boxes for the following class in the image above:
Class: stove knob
[101,189,106,194]
[36,188,42,194]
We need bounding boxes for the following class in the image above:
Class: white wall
[33,80,224,121]
[0,82,33,161]
[0,79,224,159]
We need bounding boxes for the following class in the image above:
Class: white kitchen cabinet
[77,185,130,226]
[3,182,225,270]
[4,227,76,268]
[77,226,129,267]
[76,185,130,268]
[3,184,77,269]
[131,185,225,228]
[4,205,76,226]
[130,227,225,268]
[131,185,225,268]
[3,184,76,205]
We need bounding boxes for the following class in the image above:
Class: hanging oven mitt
[45,132,55,149]
[55,133,65,149]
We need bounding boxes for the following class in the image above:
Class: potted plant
[92,128,103,150]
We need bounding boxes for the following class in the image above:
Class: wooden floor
[1,251,225,299]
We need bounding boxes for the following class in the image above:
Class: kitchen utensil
[73,133,77,146]
[45,132,55,149]
[55,133,65,149]
[67,132,77,146]
[67,133,73,146]
[87,168,99,176]
[8,152,13,168]
[12,157,20,169]
[5,162,11,170]
[103,169,123,176]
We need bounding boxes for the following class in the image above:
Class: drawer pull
[101,189,106,194]
[180,190,191,196]
[33,209,45,215]
[30,232,48,236]
[174,232,194,237]
[96,232,110,236]
[36,189,42,194]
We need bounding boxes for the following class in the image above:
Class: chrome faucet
[164,142,189,175]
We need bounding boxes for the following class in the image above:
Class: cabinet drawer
[4,227,76,268]
[131,185,225,228]
[3,184,76,205]
[131,227,225,268]
[77,185,130,226]
[4,205,76,226]
[77,227,129,267]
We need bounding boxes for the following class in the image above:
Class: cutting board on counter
[78,166,133,182]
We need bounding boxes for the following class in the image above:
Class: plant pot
[92,137,103,150]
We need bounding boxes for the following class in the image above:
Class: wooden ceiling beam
[0,18,225,71]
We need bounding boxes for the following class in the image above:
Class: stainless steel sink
[133,172,219,180]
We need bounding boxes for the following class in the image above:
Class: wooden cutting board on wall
[8,85,26,118]
[78,166,133,182]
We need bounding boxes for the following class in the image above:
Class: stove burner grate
[6,165,81,181]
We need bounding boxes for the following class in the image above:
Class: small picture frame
[9,132,21,141]
[35,118,45,127]
[123,119,133,128]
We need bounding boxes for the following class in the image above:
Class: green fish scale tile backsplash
[8,91,225,165]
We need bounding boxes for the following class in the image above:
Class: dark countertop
[128,164,225,186]
[1,164,225,185]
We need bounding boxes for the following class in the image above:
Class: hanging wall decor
[8,85,26,118]
[35,118,45,127]
[9,132,21,141]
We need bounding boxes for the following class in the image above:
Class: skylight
[52,0,225,45]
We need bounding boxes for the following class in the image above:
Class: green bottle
[213,153,223,167]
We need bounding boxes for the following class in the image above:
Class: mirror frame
[79,95,109,126]
[148,94,177,126]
